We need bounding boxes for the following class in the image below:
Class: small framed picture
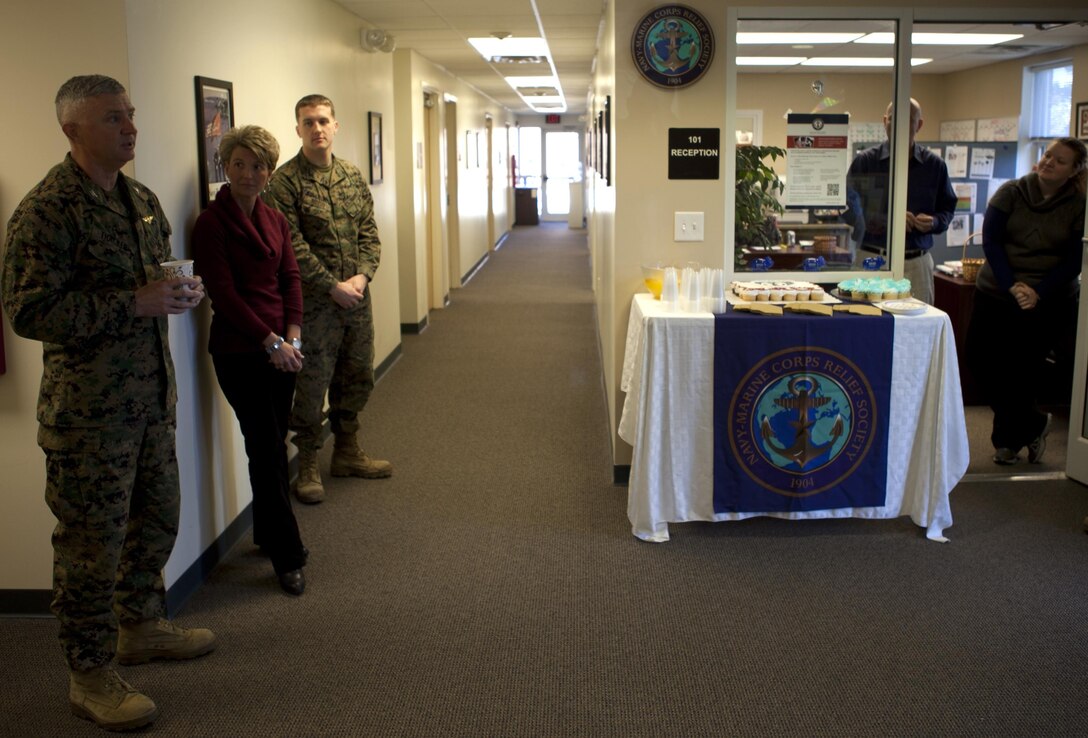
[368,111,383,184]
[1076,101,1088,140]
[194,77,234,209]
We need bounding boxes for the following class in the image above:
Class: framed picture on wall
[1076,101,1088,140]
[368,111,383,184]
[604,95,612,186]
[194,76,234,209]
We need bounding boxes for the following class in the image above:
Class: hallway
[2,222,1086,737]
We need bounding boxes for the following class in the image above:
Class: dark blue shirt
[847,141,958,253]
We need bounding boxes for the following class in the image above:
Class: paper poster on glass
[194,77,234,209]
[783,113,849,208]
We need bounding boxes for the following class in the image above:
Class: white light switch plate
[675,211,704,242]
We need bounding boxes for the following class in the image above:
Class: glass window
[732,18,903,276]
[544,131,581,215]
[515,126,542,189]
[1027,61,1073,139]
[1025,61,1074,165]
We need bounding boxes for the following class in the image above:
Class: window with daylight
[1023,61,1073,165]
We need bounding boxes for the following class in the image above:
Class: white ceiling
[329,1,1088,116]
[333,0,605,115]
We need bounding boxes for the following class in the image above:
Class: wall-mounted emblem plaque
[631,5,715,90]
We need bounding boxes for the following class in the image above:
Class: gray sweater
[975,172,1085,302]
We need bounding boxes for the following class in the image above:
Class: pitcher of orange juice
[641,263,666,299]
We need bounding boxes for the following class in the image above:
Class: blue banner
[713,308,893,513]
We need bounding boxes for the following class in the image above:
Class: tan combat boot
[295,449,325,503]
[69,667,158,730]
[330,433,393,479]
[117,618,217,665]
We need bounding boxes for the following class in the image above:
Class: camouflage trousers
[290,291,375,452]
[38,416,180,671]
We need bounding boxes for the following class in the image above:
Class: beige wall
[597,1,1088,467]
[589,0,617,439]
[0,0,132,590]
[0,0,516,596]
[0,0,403,592]
[393,49,514,326]
[123,0,402,585]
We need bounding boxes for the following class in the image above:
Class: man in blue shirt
[847,98,957,304]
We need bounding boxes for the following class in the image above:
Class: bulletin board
[849,139,1018,266]
[926,141,1018,265]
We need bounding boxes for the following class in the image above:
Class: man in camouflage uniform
[1,75,216,731]
[264,94,392,504]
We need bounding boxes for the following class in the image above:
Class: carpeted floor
[963,404,1069,477]
[2,222,1087,737]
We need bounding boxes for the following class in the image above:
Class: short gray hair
[55,75,127,126]
[219,125,281,172]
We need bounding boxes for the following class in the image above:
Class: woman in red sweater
[193,125,309,595]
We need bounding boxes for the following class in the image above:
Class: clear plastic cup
[661,267,680,310]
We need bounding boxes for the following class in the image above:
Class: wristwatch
[267,336,285,354]
[291,337,302,350]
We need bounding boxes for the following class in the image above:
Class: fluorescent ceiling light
[740,56,932,67]
[468,37,549,60]
[737,56,806,66]
[801,57,893,67]
[855,32,1023,45]
[505,76,560,89]
[737,32,864,44]
[521,95,564,104]
[913,32,1023,45]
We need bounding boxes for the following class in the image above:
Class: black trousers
[966,288,1078,452]
[212,352,306,574]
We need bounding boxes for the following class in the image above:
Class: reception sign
[713,310,893,513]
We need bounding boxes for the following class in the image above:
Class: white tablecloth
[618,293,969,542]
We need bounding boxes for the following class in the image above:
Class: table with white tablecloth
[618,293,969,542]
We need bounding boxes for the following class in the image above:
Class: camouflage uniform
[263,152,381,452]
[1,154,180,671]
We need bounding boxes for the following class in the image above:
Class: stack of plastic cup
[698,268,712,311]
[681,267,702,312]
[661,267,680,310]
[707,269,727,314]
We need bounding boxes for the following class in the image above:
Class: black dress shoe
[278,569,306,596]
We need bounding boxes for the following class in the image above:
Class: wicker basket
[961,231,984,283]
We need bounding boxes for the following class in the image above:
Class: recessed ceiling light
[468,37,549,60]
[504,76,561,89]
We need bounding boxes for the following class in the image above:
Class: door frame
[1064,235,1088,483]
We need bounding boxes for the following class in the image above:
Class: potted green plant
[734,144,786,254]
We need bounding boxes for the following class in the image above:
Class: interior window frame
[724,7,914,284]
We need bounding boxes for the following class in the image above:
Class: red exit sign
[545,114,561,124]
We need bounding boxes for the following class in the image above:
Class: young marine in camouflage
[263,94,392,503]
[1,74,215,731]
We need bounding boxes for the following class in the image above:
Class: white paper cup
[160,259,194,279]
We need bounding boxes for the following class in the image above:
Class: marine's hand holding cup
[153,259,203,311]
[136,275,204,316]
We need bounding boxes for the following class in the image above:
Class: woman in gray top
[967,137,1087,465]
